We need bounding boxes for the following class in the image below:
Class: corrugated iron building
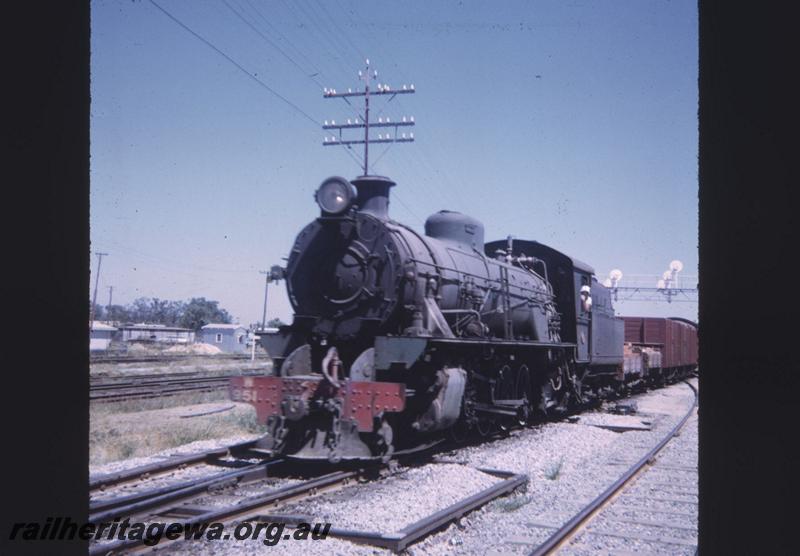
[200,324,249,353]
[118,324,195,344]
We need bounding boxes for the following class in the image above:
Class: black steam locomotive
[230,175,696,462]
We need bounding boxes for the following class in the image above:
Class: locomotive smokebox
[352,175,396,219]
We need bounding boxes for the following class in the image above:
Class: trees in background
[179,298,232,330]
[93,297,233,331]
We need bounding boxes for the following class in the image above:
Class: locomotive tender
[230,175,697,462]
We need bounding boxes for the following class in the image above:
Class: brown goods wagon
[642,317,666,346]
[623,317,644,343]
[668,318,683,368]
[640,317,680,368]
[673,319,698,367]
[673,320,686,367]
[621,317,697,368]
[675,319,699,367]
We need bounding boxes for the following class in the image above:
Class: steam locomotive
[230,175,698,462]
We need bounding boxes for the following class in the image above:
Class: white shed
[90,322,117,351]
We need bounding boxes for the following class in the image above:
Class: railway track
[91,353,267,365]
[90,373,264,402]
[89,439,528,555]
[87,376,696,553]
[90,440,261,491]
[89,462,527,555]
[528,380,698,555]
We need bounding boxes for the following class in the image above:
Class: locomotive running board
[428,337,576,348]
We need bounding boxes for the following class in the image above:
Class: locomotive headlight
[315,176,355,215]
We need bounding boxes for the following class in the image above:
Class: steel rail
[90,382,229,402]
[528,380,698,556]
[91,383,227,396]
[89,440,258,491]
[91,376,233,391]
[89,459,284,523]
[88,470,358,555]
[89,377,238,402]
[90,377,231,391]
[90,353,264,364]
[90,369,264,386]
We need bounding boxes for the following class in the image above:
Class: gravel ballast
[100,380,697,555]
[278,463,503,534]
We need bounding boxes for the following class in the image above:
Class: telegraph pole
[322,59,416,176]
[106,286,113,323]
[259,270,270,331]
[90,252,108,331]
[363,62,370,175]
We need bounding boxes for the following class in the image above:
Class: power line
[309,0,366,63]
[241,0,329,82]
[222,0,325,89]
[391,191,425,225]
[148,0,320,127]
[277,0,355,79]
[331,0,461,209]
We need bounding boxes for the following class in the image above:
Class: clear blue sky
[90,0,698,325]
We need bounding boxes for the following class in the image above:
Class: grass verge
[89,400,264,467]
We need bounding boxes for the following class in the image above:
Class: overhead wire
[276,0,356,79]
[297,0,362,74]
[310,0,366,63]
[289,3,431,203]
[331,0,461,209]
[340,0,462,206]
[241,0,330,83]
[148,0,320,128]
[222,0,325,89]
[149,0,368,174]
